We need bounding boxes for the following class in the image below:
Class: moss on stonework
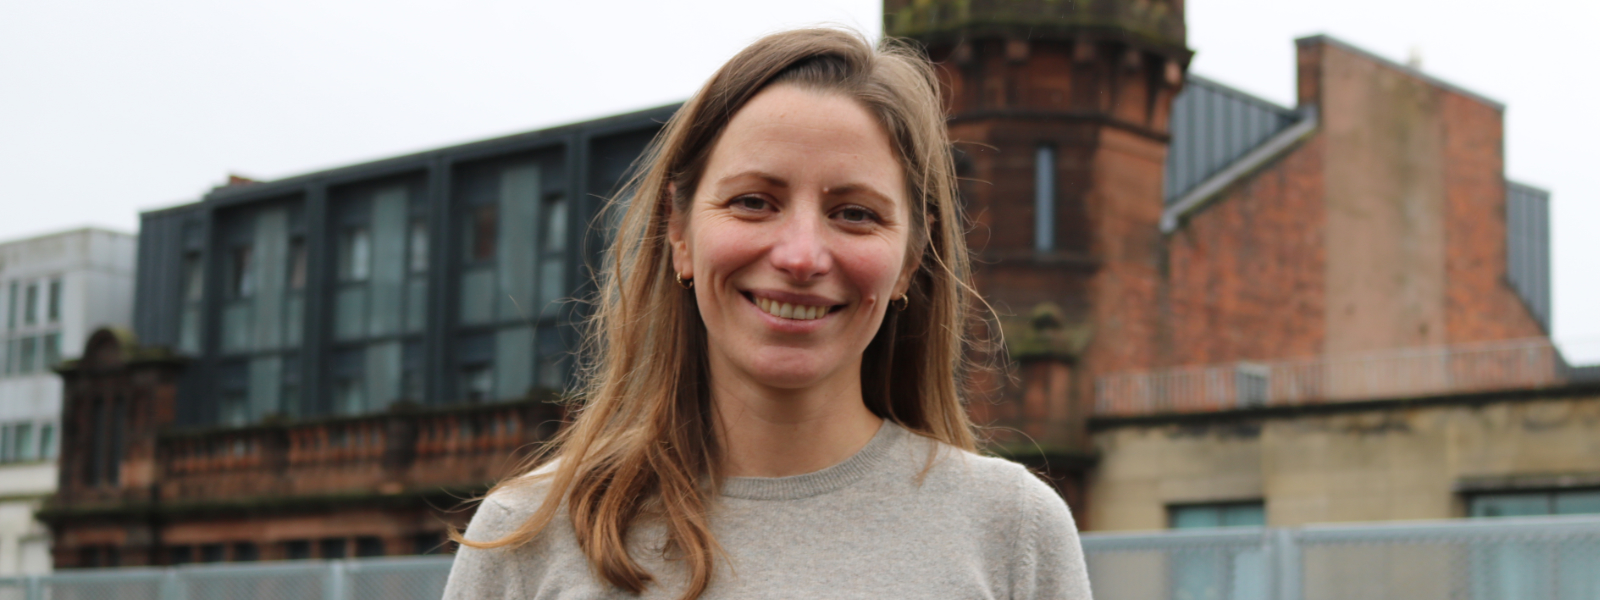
[885,0,1187,51]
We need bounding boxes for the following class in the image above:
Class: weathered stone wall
[1085,388,1600,531]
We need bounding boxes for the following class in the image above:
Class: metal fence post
[159,568,184,600]
[23,575,40,600]
[325,560,347,600]
[1273,528,1302,600]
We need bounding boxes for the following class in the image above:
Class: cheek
[835,238,907,295]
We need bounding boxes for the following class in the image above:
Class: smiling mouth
[747,294,838,321]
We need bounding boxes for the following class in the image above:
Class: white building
[0,228,136,574]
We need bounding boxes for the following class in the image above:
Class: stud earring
[676,273,694,289]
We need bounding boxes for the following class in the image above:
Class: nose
[768,200,831,282]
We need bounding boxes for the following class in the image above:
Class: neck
[709,362,884,478]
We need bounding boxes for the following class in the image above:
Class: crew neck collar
[719,420,905,501]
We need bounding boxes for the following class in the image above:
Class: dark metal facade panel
[133,205,204,348]
[1506,181,1552,332]
[1164,75,1301,204]
[138,106,677,428]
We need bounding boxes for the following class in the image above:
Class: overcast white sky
[1,0,1594,361]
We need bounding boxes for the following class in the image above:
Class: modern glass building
[133,106,672,427]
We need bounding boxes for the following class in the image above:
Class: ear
[666,182,693,279]
[891,246,919,300]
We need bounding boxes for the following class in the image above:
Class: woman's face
[670,83,913,393]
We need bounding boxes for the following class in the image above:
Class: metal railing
[9,515,1598,599]
[1083,514,1600,600]
[1095,338,1567,417]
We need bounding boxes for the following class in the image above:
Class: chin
[741,350,838,390]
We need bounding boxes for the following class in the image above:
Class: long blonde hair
[454,27,982,599]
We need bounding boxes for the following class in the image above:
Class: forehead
[701,84,904,201]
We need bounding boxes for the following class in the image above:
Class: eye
[835,206,878,224]
[731,195,770,212]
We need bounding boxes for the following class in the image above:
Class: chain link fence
[1083,514,1600,600]
[4,516,1597,599]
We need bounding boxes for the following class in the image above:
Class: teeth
[754,297,829,321]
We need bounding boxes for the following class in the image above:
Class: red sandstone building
[48,0,1584,568]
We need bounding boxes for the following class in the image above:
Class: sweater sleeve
[442,497,521,600]
[1010,473,1094,600]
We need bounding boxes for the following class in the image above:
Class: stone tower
[885,0,1191,487]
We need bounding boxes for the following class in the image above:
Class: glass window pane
[460,267,494,325]
[222,302,253,353]
[331,349,366,415]
[340,228,371,282]
[402,342,425,403]
[14,423,32,461]
[335,287,367,341]
[1554,490,1600,515]
[495,326,534,401]
[369,188,408,337]
[231,246,255,298]
[1471,493,1552,518]
[183,253,204,301]
[539,258,564,316]
[465,205,497,263]
[38,424,54,459]
[251,208,288,350]
[47,279,61,322]
[248,357,282,422]
[366,341,402,412]
[6,282,17,329]
[42,333,60,368]
[1171,506,1222,529]
[409,220,429,273]
[544,196,567,253]
[499,164,539,322]
[284,295,304,347]
[19,337,36,373]
[24,284,38,324]
[179,307,201,355]
[288,238,307,290]
[405,279,427,334]
[1221,504,1265,527]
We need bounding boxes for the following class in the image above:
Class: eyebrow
[713,170,897,206]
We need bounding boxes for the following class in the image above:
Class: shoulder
[465,461,563,542]
[916,438,1067,518]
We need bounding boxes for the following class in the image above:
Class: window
[1468,490,1600,598]
[1169,502,1267,600]
[288,237,308,291]
[12,423,32,461]
[1471,490,1600,517]
[355,536,385,558]
[329,184,427,415]
[339,227,371,282]
[409,219,429,274]
[23,283,37,325]
[319,538,347,559]
[455,157,570,402]
[232,542,259,562]
[18,337,35,373]
[1035,145,1056,252]
[47,278,61,322]
[413,532,446,555]
[1235,363,1269,408]
[41,333,60,370]
[1170,503,1266,529]
[230,246,255,298]
[5,282,15,330]
[199,544,225,563]
[284,540,311,561]
[38,423,54,459]
[179,251,204,355]
[168,546,193,566]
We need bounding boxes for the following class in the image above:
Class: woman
[444,28,1092,599]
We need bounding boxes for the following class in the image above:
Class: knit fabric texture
[442,422,1093,599]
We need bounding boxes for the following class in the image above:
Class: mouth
[744,292,842,322]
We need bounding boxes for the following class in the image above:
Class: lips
[752,296,832,321]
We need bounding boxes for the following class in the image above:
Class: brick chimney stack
[884,1,1192,455]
